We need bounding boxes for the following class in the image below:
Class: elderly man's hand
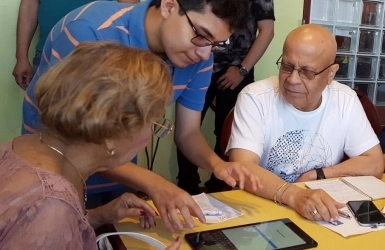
[148,180,206,232]
[212,161,262,191]
[290,188,345,222]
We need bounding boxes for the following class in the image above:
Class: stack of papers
[192,193,243,223]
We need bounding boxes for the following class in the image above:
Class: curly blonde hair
[35,42,173,144]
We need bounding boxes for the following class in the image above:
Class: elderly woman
[0,42,180,249]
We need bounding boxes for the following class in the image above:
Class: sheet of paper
[305,179,369,204]
[315,207,385,237]
[192,193,243,223]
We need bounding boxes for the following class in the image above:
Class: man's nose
[195,46,212,61]
[286,69,302,84]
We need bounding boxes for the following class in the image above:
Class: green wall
[0,0,304,184]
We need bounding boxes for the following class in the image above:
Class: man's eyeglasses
[276,55,335,80]
[152,118,174,138]
[176,0,228,52]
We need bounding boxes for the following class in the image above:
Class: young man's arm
[12,0,39,90]
[174,103,260,191]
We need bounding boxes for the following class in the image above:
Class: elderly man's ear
[328,64,340,84]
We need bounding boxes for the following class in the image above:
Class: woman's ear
[104,139,116,156]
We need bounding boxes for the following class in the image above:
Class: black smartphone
[347,200,385,227]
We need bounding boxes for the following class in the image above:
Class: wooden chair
[219,108,235,162]
[353,89,382,135]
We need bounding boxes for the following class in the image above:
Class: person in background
[21,0,262,232]
[12,0,139,90]
[227,24,384,221]
[0,42,180,250]
[176,0,275,194]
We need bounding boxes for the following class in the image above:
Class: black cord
[145,146,150,170]
[150,137,161,171]
[145,115,166,171]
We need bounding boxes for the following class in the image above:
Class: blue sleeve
[176,55,213,111]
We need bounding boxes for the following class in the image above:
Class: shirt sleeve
[253,0,276,22]
[175,55,213,111]
[0,198,94,250]
[344,95,379,157]
[226,90,266,157]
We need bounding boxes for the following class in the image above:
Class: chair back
[353,89,382,135]
[220,108,235,162]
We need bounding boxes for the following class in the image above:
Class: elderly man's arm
[229,148,345,222]
[297,145,384,182]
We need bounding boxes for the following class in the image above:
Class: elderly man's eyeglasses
[152,118,173,138]
[176,0,228,52]
[276,55,335,80]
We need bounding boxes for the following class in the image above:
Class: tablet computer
[184,218,317,250]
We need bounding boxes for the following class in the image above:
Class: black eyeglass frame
[175,0,228,51]
[275,55,336,80]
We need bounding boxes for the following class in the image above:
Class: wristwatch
[236,65,249,76]
[315,168,326,180]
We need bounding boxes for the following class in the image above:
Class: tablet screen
[185,218,317,250]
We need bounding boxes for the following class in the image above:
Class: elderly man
[227,24,384,222]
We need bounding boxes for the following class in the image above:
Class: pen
[338,210,351,219]
[203,210,223,216]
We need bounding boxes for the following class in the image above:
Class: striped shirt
[22,0,213,193]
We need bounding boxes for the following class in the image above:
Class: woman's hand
[87,193,157,229]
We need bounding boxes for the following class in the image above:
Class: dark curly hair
[155,0,250,31]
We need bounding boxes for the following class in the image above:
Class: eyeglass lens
[153,118,173,138]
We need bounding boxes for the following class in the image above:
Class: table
[112,178,385,250]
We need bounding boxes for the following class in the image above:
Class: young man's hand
[212,161,263,191]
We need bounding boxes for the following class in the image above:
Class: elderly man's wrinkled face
[278,41,338,112]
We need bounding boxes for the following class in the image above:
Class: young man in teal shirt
[12,0,137,90]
